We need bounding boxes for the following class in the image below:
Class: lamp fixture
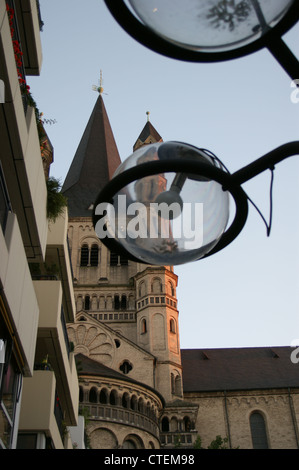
[92,141,299,266]
[104,0,299,80]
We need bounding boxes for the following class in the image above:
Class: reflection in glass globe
[96,142,230,266]
[128,0,294,52]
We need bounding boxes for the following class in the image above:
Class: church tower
[62,87,196,449]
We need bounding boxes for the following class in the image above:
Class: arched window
[114,295,120,310]
[79,386,84,403]
[152,277,162,293]
[138,398,144,413]
[121,295,127,310]
[141,319,147,334]
[89,387,97,403]
[250,412,269,449]
[122,393,130,408]
[175,375,181,396]
[110,390,117,406]
[90,244,99,266]
[168,281,175,296]
[99,389,108,404]
[130,395,138,411]
[183,416,191,432]
[170,318,176,333]
[84,295,90,310]
[161,417,169,432]
[123,439,136,449]
[80,244,89,266]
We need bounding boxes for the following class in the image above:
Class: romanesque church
[63,92,299,450]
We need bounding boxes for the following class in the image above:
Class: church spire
[133,112,163,151]
[62,92,121,217]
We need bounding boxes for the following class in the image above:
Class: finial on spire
[92,70,104,95]
[146,111,150,122]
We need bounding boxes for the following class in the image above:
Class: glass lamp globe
[94,142,230,266]
[128,0,294,53]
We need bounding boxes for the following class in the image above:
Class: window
[161,417,169,432]
[170,319,176,333]
[110,252,128,266]
[99,389,108,404]
[141,319,147,334]
[114,295,120,310]
[0,350,21,448]
[17,433,38,449]
[90,244,99,266]
[250,412,269,449]
[120,361,132,375]
[152,278,162,293]
[84,295,90,311]
[80,245,89,266]
[121,295,127,310]
[89,388,97,403]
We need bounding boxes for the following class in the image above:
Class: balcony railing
[80,403,159,439]
[0,163,12,233]
[6,0,28,113]
[54,389,65,443]
[160,431,198,448]
[61,306,71,358]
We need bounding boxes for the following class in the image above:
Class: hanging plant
[6,3,26,86]
[46,177,67,222]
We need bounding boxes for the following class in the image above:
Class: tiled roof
[62,95,121,217]
[181,347,299,392]
[75,353,165,404]
[75,353,134,382]
[133,121,162,150]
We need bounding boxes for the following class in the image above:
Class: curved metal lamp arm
[231,141,299,186]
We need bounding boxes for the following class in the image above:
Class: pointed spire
[62,94,121,217]
[133,112,163,151]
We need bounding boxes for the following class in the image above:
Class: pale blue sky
[28,0,299,349]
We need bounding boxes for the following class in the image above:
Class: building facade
[0,0,80,449]
[63,92,299,450]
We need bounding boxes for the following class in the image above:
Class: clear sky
[28,0,299,350]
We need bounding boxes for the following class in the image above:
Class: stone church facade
[63,93,299,450]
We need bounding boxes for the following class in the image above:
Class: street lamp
[92,141,299,266]
[104,0,299,80]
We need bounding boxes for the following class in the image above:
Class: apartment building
[0,0,80,449]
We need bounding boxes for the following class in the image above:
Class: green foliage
[194,434,238,449]
[207,435,229,449]
[46,177,67,222]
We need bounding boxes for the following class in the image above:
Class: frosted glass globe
[95,142,230,266]
[128,0,294,52]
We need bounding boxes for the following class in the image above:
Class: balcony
[46,208,76,323]
[19,371,67,449]
[81,402,160,440]
[0,211,39,375]
[33,280,79,425]
[14,0,43,76]
[160,431,198,448]
[0,0,48,261]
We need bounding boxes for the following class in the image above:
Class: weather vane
[92,70,105,95]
